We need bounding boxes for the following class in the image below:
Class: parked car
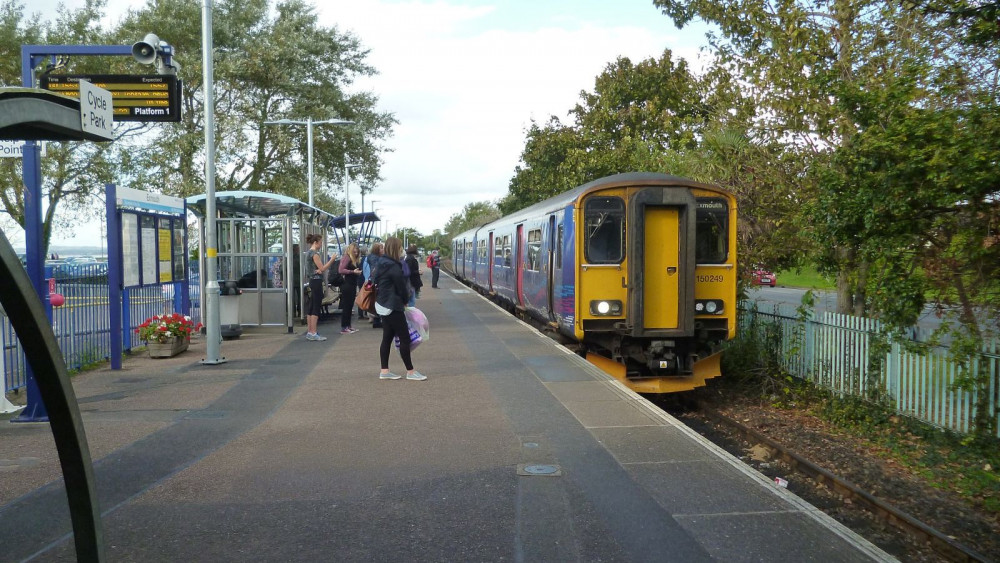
[752,269,777,287]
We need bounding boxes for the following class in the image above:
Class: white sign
[0,141,47,158]
[116,185,185,214]
[78,80,114,140]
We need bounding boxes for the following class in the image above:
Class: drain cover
[517,463,562,476]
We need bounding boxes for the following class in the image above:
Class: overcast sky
[28,0,711,246]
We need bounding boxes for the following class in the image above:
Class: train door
[547,215,556,321]
[643,207,680,329]
[488,231,494,292]
[515,224,524,306]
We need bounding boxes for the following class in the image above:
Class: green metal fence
[740,303,1000,438]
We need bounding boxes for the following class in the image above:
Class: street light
[369,199,380,241]
[264,117,353,207]
[344,163,361,245]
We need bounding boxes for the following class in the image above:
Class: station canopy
[185,191,378,229]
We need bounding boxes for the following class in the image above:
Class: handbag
[355,280,377,313]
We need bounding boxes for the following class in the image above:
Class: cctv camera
[132,33,161,65]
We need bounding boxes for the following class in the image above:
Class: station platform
[0,273,894,562]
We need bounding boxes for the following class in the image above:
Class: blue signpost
[15,43,177,421]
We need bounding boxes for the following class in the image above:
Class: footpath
[0,274,892,562]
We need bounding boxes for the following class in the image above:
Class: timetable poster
[158,222,173,282]
[141,221,157,285]
[122,213,140,287]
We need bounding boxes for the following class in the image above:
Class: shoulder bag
[355,262,378,313]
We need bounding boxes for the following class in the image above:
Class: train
[450,172,738,393]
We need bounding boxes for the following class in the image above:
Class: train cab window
[526,229,542,271]
[696,198,729,263]
[584,196,625,264]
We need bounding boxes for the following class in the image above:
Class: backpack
[426,255,433,268]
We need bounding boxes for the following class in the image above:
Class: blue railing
[740,302,1000,438]
[2,263,201,393]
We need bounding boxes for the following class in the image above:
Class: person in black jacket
[374,237,426,381]
[404,244,423,305]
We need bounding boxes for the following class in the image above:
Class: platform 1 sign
[39,74,182,122]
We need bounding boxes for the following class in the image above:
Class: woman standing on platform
[338,243,363,334]
[374,237,426,381]
[305,234,337,341]
[404,244,423,306]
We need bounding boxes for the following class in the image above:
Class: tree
[111,0,396,210]
[444,201,501,239]
[0,0,137,252]
[503,50,730,213]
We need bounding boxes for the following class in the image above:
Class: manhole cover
[517,463,562,476]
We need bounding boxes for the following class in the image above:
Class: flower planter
[146,337,189,358]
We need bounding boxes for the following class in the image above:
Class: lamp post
[344,163,361,245]
[369,199,380,241]
[264,118,353,207]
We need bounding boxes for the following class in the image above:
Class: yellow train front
[451,172,737,394]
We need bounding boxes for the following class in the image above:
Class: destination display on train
[39,74,181,122]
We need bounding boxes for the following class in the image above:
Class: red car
[752,269,776,287]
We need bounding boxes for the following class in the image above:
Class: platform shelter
[186,191,380,332]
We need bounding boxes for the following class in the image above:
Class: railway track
[452,270,995,561]
[662,399,992,563]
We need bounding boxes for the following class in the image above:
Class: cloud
[317,0,708,235]
[38,0,711,244]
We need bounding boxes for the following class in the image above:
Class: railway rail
[668,401,992,563]
[454,270,994,561]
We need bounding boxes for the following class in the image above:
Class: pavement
[0,274,895,562]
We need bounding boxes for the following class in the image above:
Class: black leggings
[380,310,413,371]
[340,283,357,328]
[307,278,324,317]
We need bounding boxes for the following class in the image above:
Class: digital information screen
[39,74,181,122]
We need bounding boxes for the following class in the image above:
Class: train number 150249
[696,274,725,283]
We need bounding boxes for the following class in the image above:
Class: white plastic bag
[404,307,429,341]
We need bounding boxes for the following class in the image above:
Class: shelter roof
[185,191,378,228]
[0,88,114,142]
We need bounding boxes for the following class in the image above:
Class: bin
[219,280,243,339]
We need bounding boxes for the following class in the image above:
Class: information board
[158,223,173,282]
[39,74,182,122]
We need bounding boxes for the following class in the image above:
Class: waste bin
[219,280,243,340]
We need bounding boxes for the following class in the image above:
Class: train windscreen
[696,198,728,263]
[584,196,625,263]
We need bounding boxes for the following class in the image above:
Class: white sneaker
[406,371,427,381]
[306,333,327,341]
[379,372,401,380]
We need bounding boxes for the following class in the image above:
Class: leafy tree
[503,50,723,214]
[444,201,501,239]
[0,0,395,255]
[0,0,142,252]
[111,0,396,210]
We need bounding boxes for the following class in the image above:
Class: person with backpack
[429,250,441,288]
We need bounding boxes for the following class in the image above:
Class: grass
[776,265,836,290]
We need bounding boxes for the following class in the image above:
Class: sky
[27,0,712,246]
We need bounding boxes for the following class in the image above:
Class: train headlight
[695,299,725,315]
[590,300,623,316]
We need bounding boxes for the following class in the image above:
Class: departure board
[39,74,182,122]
